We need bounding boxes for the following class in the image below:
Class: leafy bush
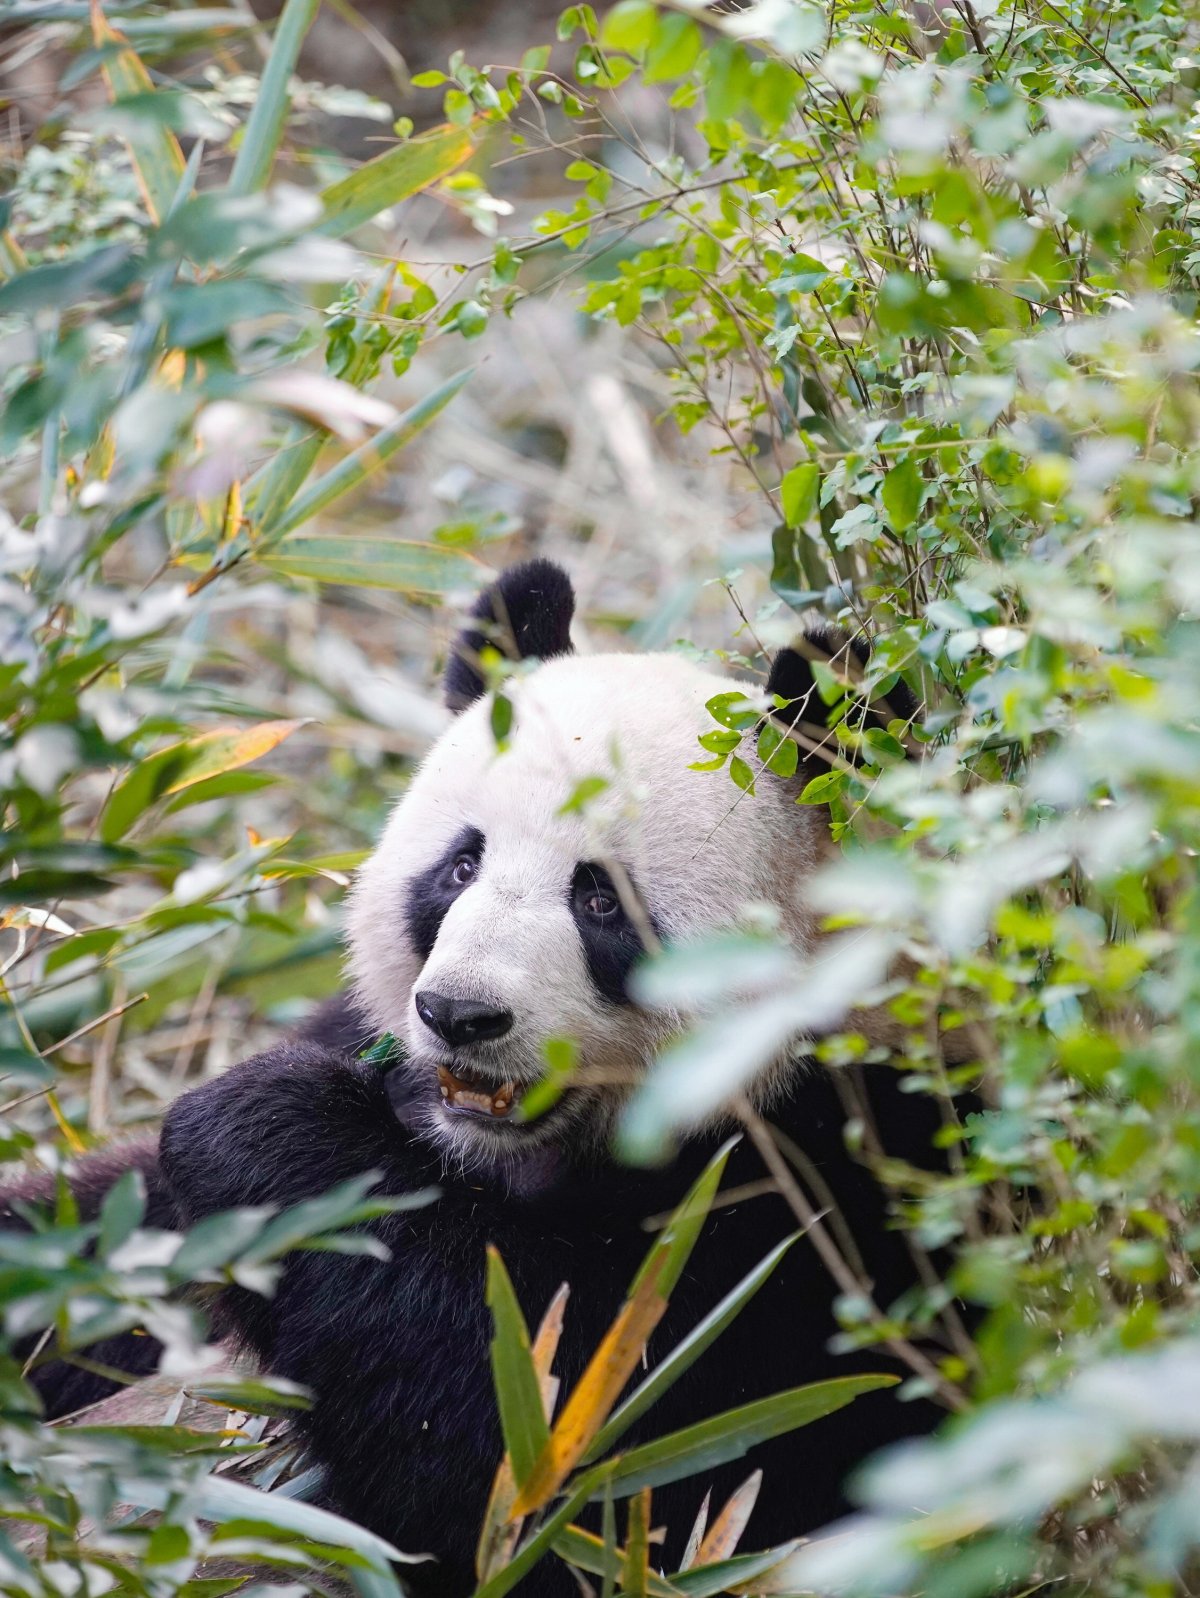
[3,0,1200,1593]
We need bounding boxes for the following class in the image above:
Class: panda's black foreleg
[159,1043,527,1598]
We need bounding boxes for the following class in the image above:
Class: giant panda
[8,561,956,1597]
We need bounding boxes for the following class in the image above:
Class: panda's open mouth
[437,1062,522,1120]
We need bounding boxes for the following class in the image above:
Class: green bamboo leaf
[228,0,320,195]
[90,0,185,224]
[132,1472,423,1574]
[259,535,481,594]
[670,1541,802,1598]
[473,1476,597,1598]
[585,1234,798,1462]
[596,1375,899,1499]
[245,263,397,531]
[319,124,476,238]
[552,1524,680,1598]
[259,366,473,540]
[486,1246,552,1488]
[628,1135,738,1300]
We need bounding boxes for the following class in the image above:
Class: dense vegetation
[1,0,1199,1592]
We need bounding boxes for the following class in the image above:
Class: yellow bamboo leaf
[511,1256,668,1517]
[696,1470,762,1566]
[220,480,244,544]
[163,720,307,795]
[90,0,185,224]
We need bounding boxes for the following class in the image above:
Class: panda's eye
[582,890,619,919]
[450,855,477,888]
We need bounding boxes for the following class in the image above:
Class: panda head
[347,560,880,1170]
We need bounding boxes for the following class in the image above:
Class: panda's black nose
[415,991,514,1048]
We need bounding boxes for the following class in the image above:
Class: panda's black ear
[765,624,920,773]
[444,559,576,712]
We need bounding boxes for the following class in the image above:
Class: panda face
[347,647,829,1170]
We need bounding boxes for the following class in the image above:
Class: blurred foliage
[4,0,1200,1592]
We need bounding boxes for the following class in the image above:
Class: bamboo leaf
[514,1142,735,1515]
[552,1523,680,1598]
[245,264,397,531]
[585,1234,798,1462]
[623,1488,652,1598]
[486,1246,551,1489]
[320,124,476,238]
[629,1136,738,1299]
[100,720,305,843]
[90,0,184,224]
[511,1255,670,1517]
[598,1375,899,1500]
[228,0,320,195]
[670,1540,803,1598]
[140,1472,424,1573]
[257,366,474,540]
[695,1470,761,1565]
[259,536,482,594]
[477,1283,570,1582]
[162,720,306,794]
[472,1476,597,1598]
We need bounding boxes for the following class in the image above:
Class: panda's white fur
[347,646,832,1168]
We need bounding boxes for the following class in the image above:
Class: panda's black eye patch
[405,826,484,962]
[570,862,655,1005]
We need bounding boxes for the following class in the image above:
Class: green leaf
[100,721,305,844]
[259,367,474,538]
[704,692,759,731]
[228,0,320,195]
[557,775,610,815]
[586,1234,798,1461]
[473,1477,596,1598]
[486,1246,551,1487]
[246,264,398,531]
[881,457,924,533]
[0,244,135,317]
[320,124,476,237]
[729,755,755,794]
[237,1176,435,1266]
[97,1168,146,1256]
[780,461,819,528]
[757,722,799,778]
[628,1137,736,1301]
[599,1375,898,1497]
[552,1524,678,1598]
[259,535,481,594]
[141,1474,422,1574]
[670,1542,802,1597]
[644,13,702,82]
[162,280,290,348]
[600,0,656,52]
[796,769,847,806]
[92,1,185,224]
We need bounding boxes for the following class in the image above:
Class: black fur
[443,559,575,712]
[152,1040,943,1598]
[404,825,485,962]
[766,626,921,772]
[569,860,655,1005]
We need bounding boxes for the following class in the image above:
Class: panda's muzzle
[416,990,523,1121]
